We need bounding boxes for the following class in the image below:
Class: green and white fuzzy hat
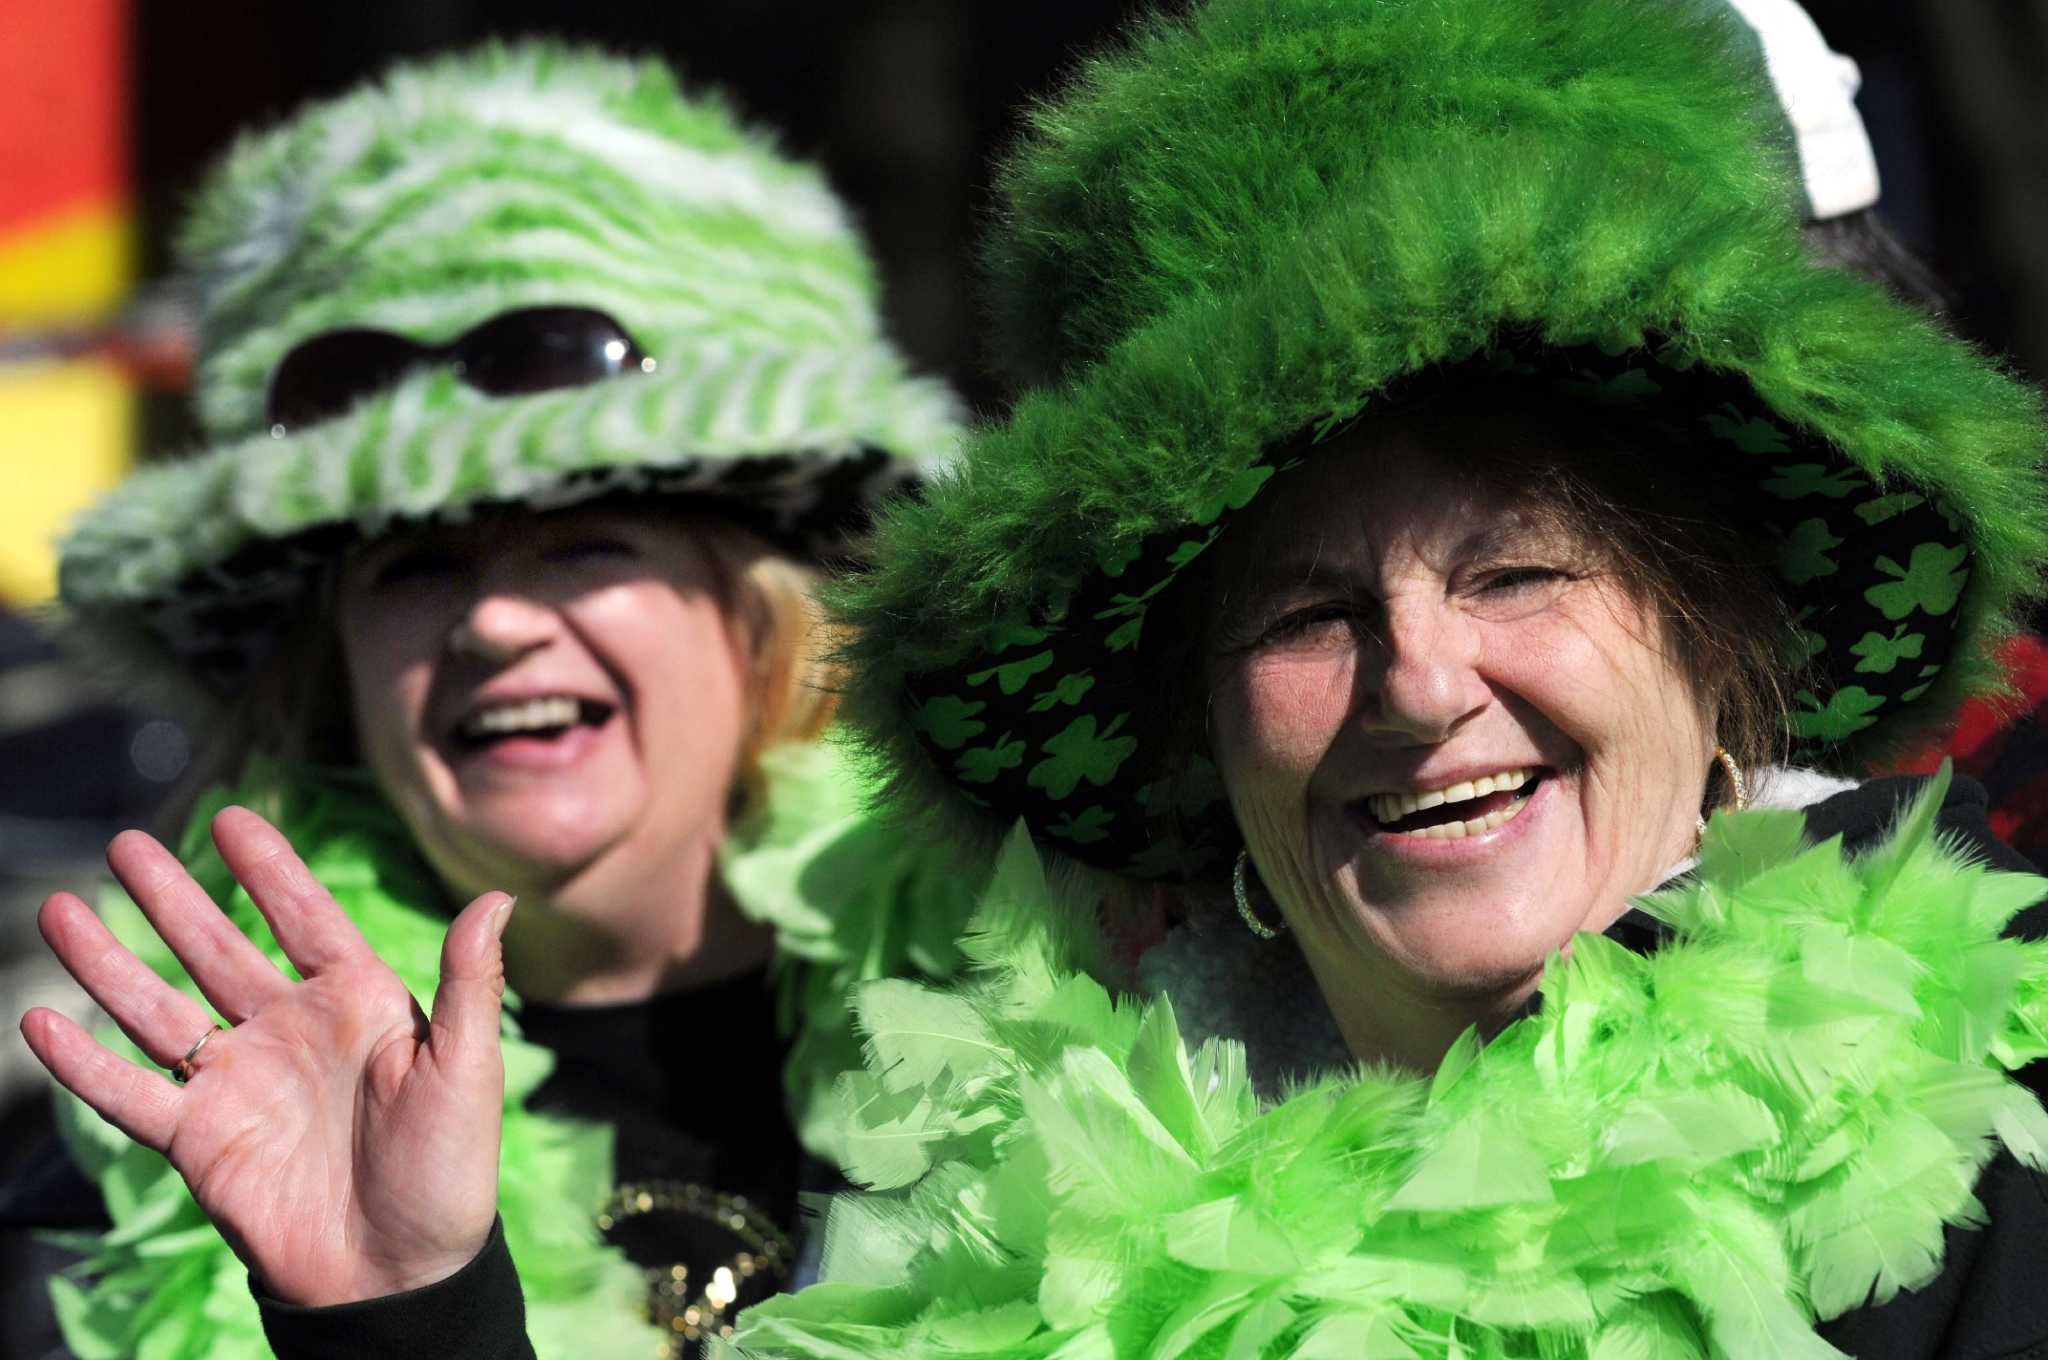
[835,0,2048,884]
[59,41,961,711]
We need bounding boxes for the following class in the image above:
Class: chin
[1358,903,1572,1001]
[436,795,631,885]
[1399,951,1552,1002]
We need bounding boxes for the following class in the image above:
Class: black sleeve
[1804,773,2048,930]
[0,1107,111,1360]
[254,1217,535,1360]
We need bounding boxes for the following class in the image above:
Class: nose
[1359,593,1489,743]
[448,590,557,665]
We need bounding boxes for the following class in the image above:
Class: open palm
[19,807,512,1306]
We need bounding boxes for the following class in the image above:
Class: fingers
[211,806,373,978]
[20,1007,182,1152]
[38,892,220,1069]
[106,830,293,1024]
[427,893,513,1079]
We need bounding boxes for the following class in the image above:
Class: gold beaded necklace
[597,1180,795,1356]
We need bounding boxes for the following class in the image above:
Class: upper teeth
[462,696,581,737]
[1367,768,1535,825]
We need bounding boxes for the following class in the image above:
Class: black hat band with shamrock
[904,342,1970,881]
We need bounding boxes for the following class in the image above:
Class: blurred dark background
[4,0,2047,1154]
[124,2,2048,413]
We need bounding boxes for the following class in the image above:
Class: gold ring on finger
[170,1024,225,1084]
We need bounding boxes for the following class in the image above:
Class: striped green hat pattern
[59,42,961,706]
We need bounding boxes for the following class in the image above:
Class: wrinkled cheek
[1216,656,1354,782]
[1213,657,1357,900]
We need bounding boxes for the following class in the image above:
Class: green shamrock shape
[1704,404,1791,454]
[1133,759,1225,821]
[1094,574,1176,622]
[987,611,1051,652]
[966,648,1054,695]
[1850,626,1925,675]
[1130,835,1196,876]
[1166,528,1221,571]
[956,737,1026,785]
[1761,463,1859,501]
[1105,615,1145,652]
[1854,492,1926,526]
[1865,543,1969,620]
[1191,463,1278,525]
[1784,606,1827,664]
[1028,714,1138,800]
[1130,835,1220,876]
[1048,805,1115,845]
[1791,686,1885,741]
[1028,671,1097,713]
[1650,340,1697,372]
[1565,367,1661,406]
[911,695,986,751]
[1775,517,1843,586]
[1098,540,1142,580]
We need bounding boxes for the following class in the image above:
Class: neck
[1299,861,1666,1075]
[490,824,775,1007]
[1306,947,1542,1073]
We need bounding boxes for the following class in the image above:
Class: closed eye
[1259,602,1373,647]
[1477,566,1568,594]
[545,536,637,564]
[373,548,462,588]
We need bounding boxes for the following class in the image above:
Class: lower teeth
[1397,793,1530,840]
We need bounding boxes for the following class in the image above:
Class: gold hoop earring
[1713,744,1749,811]
[1232,849,1286,939]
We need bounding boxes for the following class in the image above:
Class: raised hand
[18,806,512,1307]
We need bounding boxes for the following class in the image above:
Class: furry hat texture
[833,0,2048,882]
[58,42,961,710]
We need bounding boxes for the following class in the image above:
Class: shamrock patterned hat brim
[832,0,2048,883]
[56,42,962,712]
[891,343,1992,881]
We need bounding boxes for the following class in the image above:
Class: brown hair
[1138,387,1805,865]
[163,508,838,833]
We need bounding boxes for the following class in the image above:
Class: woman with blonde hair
[7,42,969,1360]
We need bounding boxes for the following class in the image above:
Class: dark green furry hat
[838,0,2048,882]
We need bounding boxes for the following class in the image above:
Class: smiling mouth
[1361,767,1549,840]
[452,695,616,750]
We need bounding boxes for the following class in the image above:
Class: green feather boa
[48,739,973,1360]
[738,770,2048,1360]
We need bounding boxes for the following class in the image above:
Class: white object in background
[1726,0,1883,220]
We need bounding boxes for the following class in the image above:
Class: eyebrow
[1243,518,1551,597]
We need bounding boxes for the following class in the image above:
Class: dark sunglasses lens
[456,307,646,396]
[267,331,432,431]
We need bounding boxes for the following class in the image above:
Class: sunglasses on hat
[265,306,655,434]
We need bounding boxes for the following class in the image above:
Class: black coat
[1808,778,2048,1360]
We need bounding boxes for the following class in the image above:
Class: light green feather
[47,737,978,1358]
[738,773,2048,1360]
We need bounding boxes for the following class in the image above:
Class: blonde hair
[689,516,840,814]
[165,508,839,832]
